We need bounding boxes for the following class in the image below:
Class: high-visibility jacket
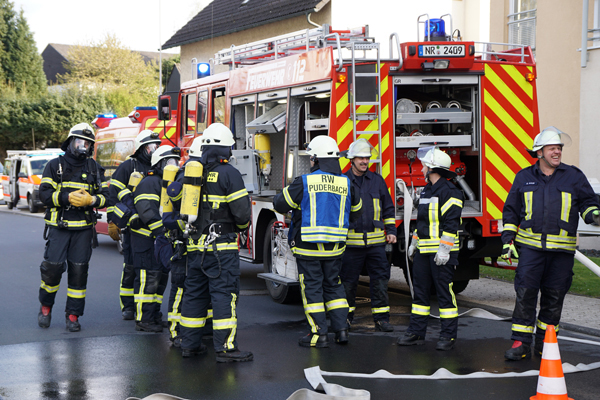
[274,167,363,259]
[107,157,151,223]
[40,155,108,229]
[502,162,599,253]
[415,178,463,260]
[345,170,396,247]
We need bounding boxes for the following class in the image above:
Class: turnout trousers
[119,229,135,312]
[132,236,168,324]
[340,245,391,323]
[297,257,349,335]
[39,226,93,316]
[511,246,574,344]
[407,251,458,339]
[180,251,240,352]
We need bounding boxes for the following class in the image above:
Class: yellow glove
[500,242,519,265]
[68,189,96,207]
[108,222,121,241]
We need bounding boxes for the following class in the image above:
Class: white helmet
[529,126,571,157]
[417,146,455,178]
[134,129,162,155]
[188,135,203,157]
[62,122,96,156]
[306,135,340,159]
[201,123,234,147]
[151,145,181,169]
[347,138,374,159]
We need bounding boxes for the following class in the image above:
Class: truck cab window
[212,88,226,123]
[197,91,208,134]
[184,92,197,136]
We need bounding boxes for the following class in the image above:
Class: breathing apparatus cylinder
[160,165,179,213]
[255,133,271,179]
[181,161,203,225]
[127,171,144,192]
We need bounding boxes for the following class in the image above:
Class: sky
[11,0,213,54]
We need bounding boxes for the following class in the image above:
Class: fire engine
[165,14,540,302]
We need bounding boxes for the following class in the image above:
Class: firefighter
[37,122,108,332]
[502,126,600,360]
[273,135,362,348]
[178,123,253,362]
[106,129,162,320]
[397,146,463,351]
[162,136,213,347]
[340,139,397,332]
[130,145,180,332]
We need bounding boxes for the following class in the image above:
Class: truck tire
[28,194,39,213]
[263,218,299,304]
[451,280,469,294]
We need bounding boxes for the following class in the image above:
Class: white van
[2,149,63,213]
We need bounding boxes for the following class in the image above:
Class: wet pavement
[1,207,600,399]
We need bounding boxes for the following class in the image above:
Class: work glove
[407,232,419,262]
[107,222,121,241]
[68,189,96,207]
[154,235,173,271]
[593,210,600,225]
[434,236,454,266]
[500,241,519,265]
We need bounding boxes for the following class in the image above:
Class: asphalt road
[1,207,600,400]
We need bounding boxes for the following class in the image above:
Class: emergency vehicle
[93,106,180,243]
[2,149,64,213]
[166,15,540,303]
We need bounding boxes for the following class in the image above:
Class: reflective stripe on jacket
[501,162,599,253]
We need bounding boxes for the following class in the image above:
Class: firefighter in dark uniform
[274,135,363,348]
[340,139,397,332]
[106,130,161,320]
[162,136,213,347]
[398,146,463,351]
[130,145,180,332]
[37,123,108,332]
[501,127,600,360]
[178,123,253,362]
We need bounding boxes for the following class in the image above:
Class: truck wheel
[7,201,13,210]
[263,218,299,304]
[28,194,39,213]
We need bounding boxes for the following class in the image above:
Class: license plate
[418,44,465,57]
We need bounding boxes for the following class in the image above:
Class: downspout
[307,12,320,28]
[582,0,589,68]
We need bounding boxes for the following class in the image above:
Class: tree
[58,34,160,117]
[161,54,180,90]
[0,0,46,93]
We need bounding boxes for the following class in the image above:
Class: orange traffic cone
[530,325,573,400]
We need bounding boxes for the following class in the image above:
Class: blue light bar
[96,113,117,119]
[134,106,157,111]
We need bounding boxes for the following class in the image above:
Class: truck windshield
[30,158,51,175]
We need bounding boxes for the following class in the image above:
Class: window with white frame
[508,0,536,50]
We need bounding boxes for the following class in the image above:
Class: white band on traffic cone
[541,342,561,360]
[535,376,568,395]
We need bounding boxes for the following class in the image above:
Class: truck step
[257,273,300,286]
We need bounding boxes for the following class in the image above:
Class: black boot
[397,332,425,346]
[65,314,81,332]
[38,305,52,328]
[335,329,349,344]
[181,343,207,358]
[436,337,455,351]
[504,341,531,360]
[122,309,135,320]
[216,349,254,363]
[135,321,163,333]
[375,320,394,332]
[298,333,329,348]
[534,338,544,356]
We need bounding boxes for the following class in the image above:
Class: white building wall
[579,48,600,180]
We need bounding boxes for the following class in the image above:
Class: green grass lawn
[479,256,600,298]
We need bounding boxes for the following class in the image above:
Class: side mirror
[158,95,171,121]
[18,172,27,178]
